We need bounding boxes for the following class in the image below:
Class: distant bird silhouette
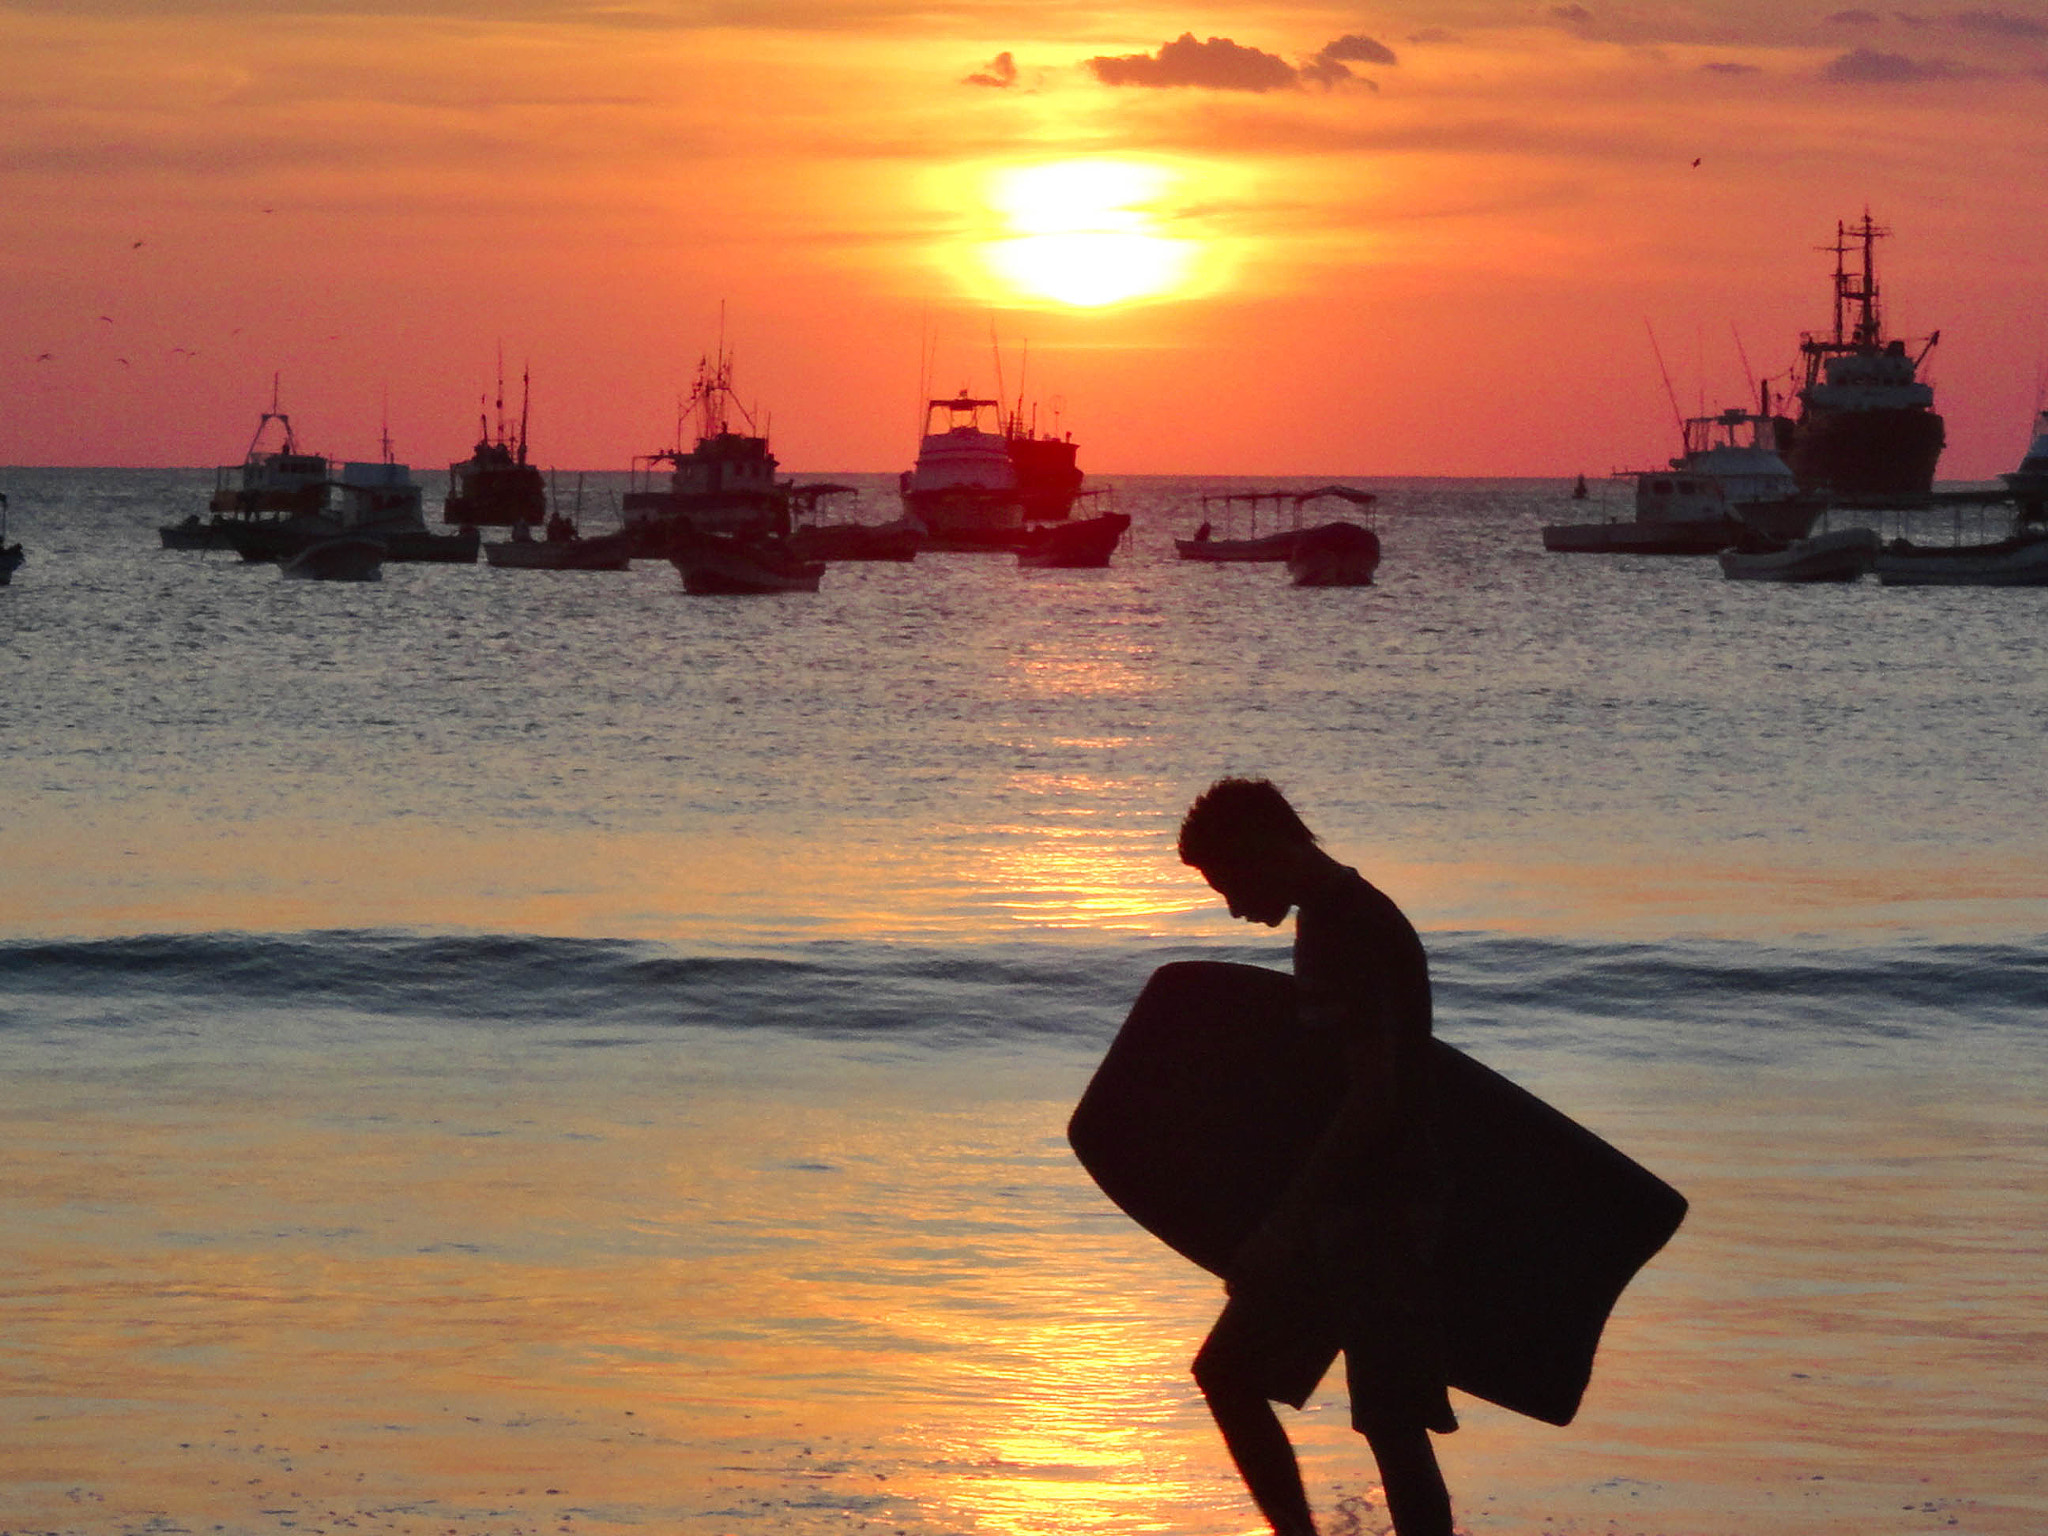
[115,357,130,367]
[99,314,114,323]
[1691,157,1701,167]
[131,239,144,249]
[35,352,54,361]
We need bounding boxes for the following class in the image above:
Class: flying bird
[35,352,54,361]
[115,357,130,367]
[99,314,114,323]
[131,239,144,249]
[1691,157,1701,167]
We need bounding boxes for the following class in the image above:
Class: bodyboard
[1067,961,1686,1427]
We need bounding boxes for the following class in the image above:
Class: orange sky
[3,0,2046,475]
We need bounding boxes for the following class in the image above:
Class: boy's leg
[1359,1423,1452,1536]
[1193,1359,1318,1536]
[1193,1297,1336,1536]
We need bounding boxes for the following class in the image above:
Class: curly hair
[1177,777,1318,869]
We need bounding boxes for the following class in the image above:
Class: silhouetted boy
[1177,777,1455,1536]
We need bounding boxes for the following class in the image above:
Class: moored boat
[445,368,545,527]
[484,517,635,571]
[207,386,329,520]
[279,537,384,582]
[169,384,328,552]
[1999,409,2048,525]
[1873,529,2048,587]
[624,349,790,556]
[1545,401,1823,554]
[669,532,824,595]
[788,484,920,562]
[221,440,479,564]
[1006,410,1085,523]
[1717,526,1880,582]
[1771,214,1945,506]
[900,393,1024,545]
[0,492,21,585]
[1177,487,1378,562]
[1015,511,1131,568]
[1287,521,1382,587]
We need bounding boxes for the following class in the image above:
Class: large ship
[1772,213,1945,506]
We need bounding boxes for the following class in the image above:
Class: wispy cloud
[1820,45,1969,80]
[1950,8,2048,38]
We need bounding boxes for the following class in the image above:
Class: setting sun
[980,160,1199,309]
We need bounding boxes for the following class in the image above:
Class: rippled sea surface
[1,470,2042,1535]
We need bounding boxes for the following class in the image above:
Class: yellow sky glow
[978,160,1200,308]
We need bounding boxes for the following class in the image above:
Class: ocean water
[0,470,2042,1536]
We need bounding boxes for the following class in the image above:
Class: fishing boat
[899,393,1025,547]
[1005,408,1086,523]
[279,537,384,582]
[624,348,790,556]
[1999,409,2048,525]
[669,531,824,595]
[484,515,634,571]
[1772,213,1945,506]
[1544,401,1824,554]
[166,383,329,550]
[1287,521,1382,587]
[788,486,921,563]
[223,436,478,564]
[445,367,545,527]
[1176,487,1379,562]
[1015,510,1131,568]
[0,492,21,585]
[1717,526,1880,583]
[1873,523,2048,586]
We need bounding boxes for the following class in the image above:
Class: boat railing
[1190,484,1375,537]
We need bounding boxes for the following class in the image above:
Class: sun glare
[980,160,1199,309]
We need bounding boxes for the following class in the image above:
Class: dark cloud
[1825,8,1880,22]
[1951,9,2048,37]
[1549,5,1593,23]
[1320,33,1398,65]
[1893,11,1932,26]
[1702,60,1762,73]
[962,50,1015,87]
[1407,27,1458,44]
[1085,30,1398,93]
[1086,33,1298,91]
[1821,45,1963,79]
[1298,33,1396,89]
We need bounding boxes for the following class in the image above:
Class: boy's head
[1178,779,1319,927]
